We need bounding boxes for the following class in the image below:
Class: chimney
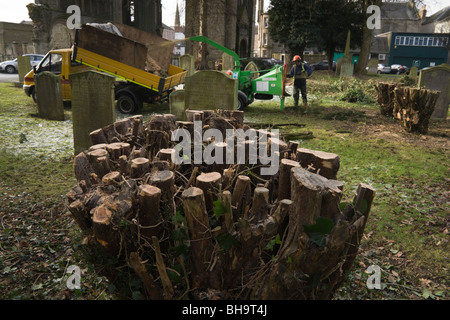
[419,5,427,20]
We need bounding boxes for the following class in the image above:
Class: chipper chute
[189,36,287,110]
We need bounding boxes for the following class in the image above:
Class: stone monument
[180,54,195,77]
[340,30,353,79]
[17,56,32,84]
[184,70,238,111]
[70,70,116,154]
[34,71,65,121]
[419,63,449,119]
[169,90,186,121]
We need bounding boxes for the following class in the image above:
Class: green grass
[244,83,449,299]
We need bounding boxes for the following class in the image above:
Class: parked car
[391,64,408,74]
[0,54,45,74]
[377,64,391,74]
[312,60,336,71]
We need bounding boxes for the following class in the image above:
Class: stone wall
[27,0,162,54]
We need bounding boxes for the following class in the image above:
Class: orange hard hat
[293,55,302,62]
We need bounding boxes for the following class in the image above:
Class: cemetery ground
[0,71,448,301]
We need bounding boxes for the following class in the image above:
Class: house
[162,24,175,41]
[376,31,449,68]
[421,6,450,33]
[0,21,35,61]
[369,1,424,64]
[253,0,286,61]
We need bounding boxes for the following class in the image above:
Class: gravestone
[409,66,418,78]
[340,61,354,79]
[367,58,378,74]
[184,70,238,111]
[34,71,65,121]
[17,56,31,84]
[222,53,235,72]
[180,54,195,77]
[70,70,116,154]
[419,63,449,119]
[169,90,186,121]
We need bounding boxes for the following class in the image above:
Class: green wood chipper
[189,36,288,111]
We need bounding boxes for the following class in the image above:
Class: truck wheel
[237,91,248,111]
[117,94,137,114]
[31,88,37,103]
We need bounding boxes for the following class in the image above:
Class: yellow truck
[23,24,187,114]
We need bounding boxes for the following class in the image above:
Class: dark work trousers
[293,78,307,107]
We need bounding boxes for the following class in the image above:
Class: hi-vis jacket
[289,62,313,86]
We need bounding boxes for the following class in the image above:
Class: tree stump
[393,87,440,134]
[375,82,397,116]
[66,112,376,300]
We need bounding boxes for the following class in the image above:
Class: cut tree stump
[66,111,375,300]
[375,82,397,116]
[393,87,440,134]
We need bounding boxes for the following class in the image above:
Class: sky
[0,0,448,26]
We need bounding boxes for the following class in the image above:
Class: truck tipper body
[23,24,187,114]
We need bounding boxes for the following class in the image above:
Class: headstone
[170,90,186,121]
[367,58,378,74]
[34,71,65,121]
[340,61,354,79]
[184,70,238,111]
[419,63,450,119]
[17,56,31,84]
[70,70,116,154]
[409,66,418,78]
[222,53,235,72]
[180,54,195,77]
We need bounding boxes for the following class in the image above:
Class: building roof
[381,1,420,20]
[422,6,450,25]
[162,24,174,31]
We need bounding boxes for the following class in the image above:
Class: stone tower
[185,0,256,69]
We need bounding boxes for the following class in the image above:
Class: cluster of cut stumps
[66,109,375,300]
[375,82,440,134]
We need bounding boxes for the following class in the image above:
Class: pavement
[0,72,19,83]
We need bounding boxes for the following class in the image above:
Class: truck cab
[23,48,92,102]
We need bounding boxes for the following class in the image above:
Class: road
[0,72,19,83]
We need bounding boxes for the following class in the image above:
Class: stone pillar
[169,90,186,121]
[70,70,116,154]
[17,56,31,84]
[367,58,378,74]
[34,71,65,121]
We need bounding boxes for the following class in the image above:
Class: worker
[288,55,313,108]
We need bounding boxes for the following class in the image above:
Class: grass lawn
[0,71,448,300]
